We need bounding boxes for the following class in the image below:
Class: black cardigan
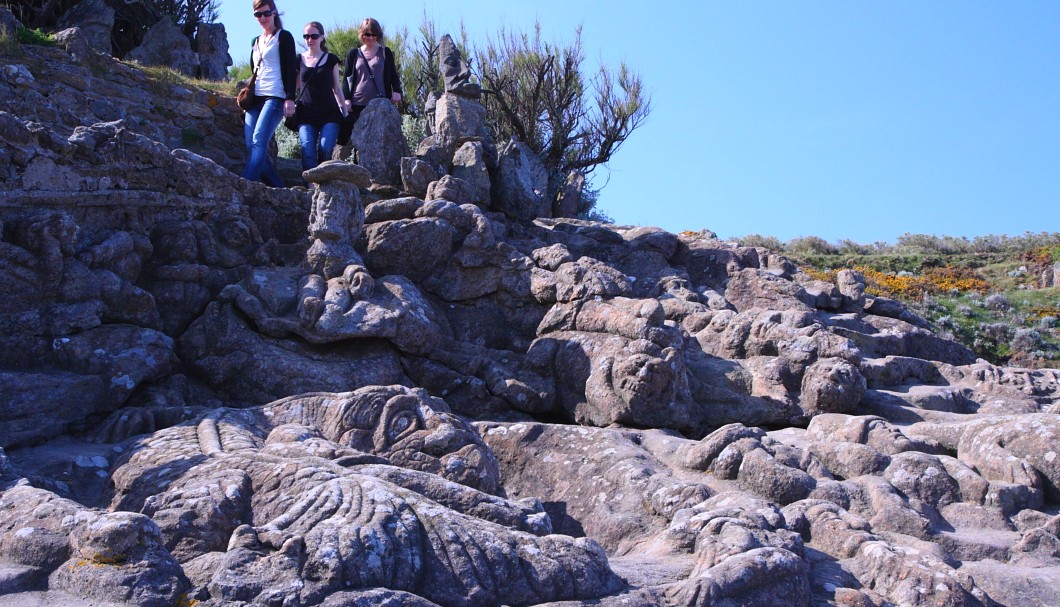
[341,45,403,101]
[251,29,298,101]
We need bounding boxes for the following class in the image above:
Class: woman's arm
[384,46,403,103]
[278,30,298,117]
[278,30,298,100]
[331,56,347,116]
[341,48,356,100]
[294,55,303,97]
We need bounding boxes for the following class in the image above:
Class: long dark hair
[253,0,283,31]
[306,21,329,53]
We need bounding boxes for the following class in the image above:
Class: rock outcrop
[1,34,1060,607]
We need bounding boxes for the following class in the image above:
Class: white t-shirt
[253,34,285,98]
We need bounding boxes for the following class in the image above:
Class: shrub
[475,23,650,207]
[786,235,838,256]
[980,322,1014,343]
[985,293,1011,311]
[737,234,785,251]
[275,127,300,160]
[1010,328,1043,353]
[16,26,55,46]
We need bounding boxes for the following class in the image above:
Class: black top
[251,29,298,100]
[341,45,402,104]
[295,52,343,127]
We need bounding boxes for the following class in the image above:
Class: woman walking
[341,18,403,128]
[241,0,297,187]
[294,22,347,171]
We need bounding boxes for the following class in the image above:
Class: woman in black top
[242,0,297,187]
[341,17,403,128]
[295,22,347,171]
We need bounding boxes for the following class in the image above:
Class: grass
[137,63,237,95]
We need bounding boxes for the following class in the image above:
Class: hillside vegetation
[736,232,1060,368]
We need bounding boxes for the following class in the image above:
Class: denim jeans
[242,97,285,187]
[298,122,341,171]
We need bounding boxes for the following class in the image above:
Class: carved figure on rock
[438,33,481,98]
[303,160,370,277]
[106,386,623,606]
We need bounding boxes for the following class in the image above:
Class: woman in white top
[241,0,297,187]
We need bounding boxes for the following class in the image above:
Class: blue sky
[218,1,1060,243]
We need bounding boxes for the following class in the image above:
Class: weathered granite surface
[1,36,1060,607]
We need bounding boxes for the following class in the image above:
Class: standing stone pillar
[302,161,371,278]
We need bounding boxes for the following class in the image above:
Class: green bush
[12,26,55,46]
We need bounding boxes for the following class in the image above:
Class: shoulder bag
[236,38,263,111]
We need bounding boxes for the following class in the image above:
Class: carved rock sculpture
[2,37,1060,607]
[438,33,481,98]
[196,22,233,81]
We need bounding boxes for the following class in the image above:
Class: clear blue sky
[218,1,1060,244]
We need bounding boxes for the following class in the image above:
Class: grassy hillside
[738,233,1060,368]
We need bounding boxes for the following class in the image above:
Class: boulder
[350,98,410,187]
[127,17,197,77]
[0,7,19,37]
[57,0,114,56]
[492,138,550,222]
[52,27,93,62]
[450,140,491,205]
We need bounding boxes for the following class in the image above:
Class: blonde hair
[305,21,329,52]
[358,18,383,42]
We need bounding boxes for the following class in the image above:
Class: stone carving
[3,36,1060,607]
[196,22,232,81]
[438,33,481,98]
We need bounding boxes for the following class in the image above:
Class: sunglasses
[303,33,321,40]
[361,32,377,37]
[253,9,274,18]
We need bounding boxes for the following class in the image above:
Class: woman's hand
[391,93,402,105]
[283,100,296,117]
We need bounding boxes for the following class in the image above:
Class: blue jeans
[298,122,340,171]
[242,97,285,187]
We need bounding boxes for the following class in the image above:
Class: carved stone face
[613,348,679,408]
[313,387,502,494]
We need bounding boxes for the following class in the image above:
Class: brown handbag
[236,38,263,111]
[236,72,257,111]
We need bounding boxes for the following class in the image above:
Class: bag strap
[250,37,263,77]
[293,52,327,103]
[357,47,387,98]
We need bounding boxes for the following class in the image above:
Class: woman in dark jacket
[241,0,297,187]
[341,17,402,128]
